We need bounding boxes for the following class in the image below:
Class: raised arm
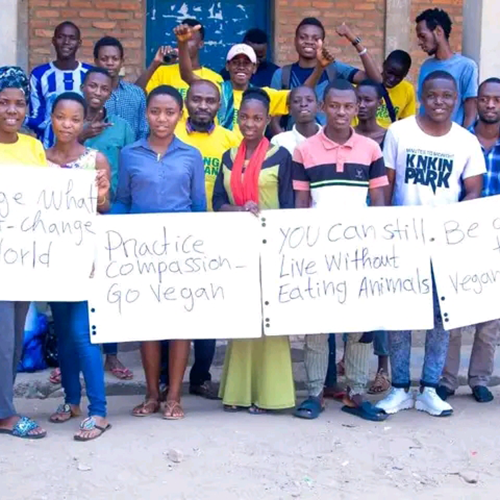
[174,24,202,85]
[303,40,335,90]
[336,23,382,84]
[135,46,177,90]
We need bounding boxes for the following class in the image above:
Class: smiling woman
[0,66,48,441]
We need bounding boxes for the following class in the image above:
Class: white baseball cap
[226,44,257,64]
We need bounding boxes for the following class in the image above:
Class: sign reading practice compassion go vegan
[430,195,500,330]
[260,207,434,336]
[0,166,96,301]
[89,212,262,343]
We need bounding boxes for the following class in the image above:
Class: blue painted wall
[146,0,271,72]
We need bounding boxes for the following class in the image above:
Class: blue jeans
[160,339,216,386]
[324,334,337,388]
[373,331,389,357]
[102,343,117,356]
[389,290,449,389]
[50,302,107,417]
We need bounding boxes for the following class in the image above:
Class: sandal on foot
[0,416,47,439]
[132,399,160,417]
[368,369,391,394]
[163,401,185,420]
[472,386,494,403]
[49,368,61,385]
[49,403,80,424]
[108,367,134,380]
[294,397,324,420]
[74,417,111,442]
[248,405,267,415]
[341,401,388,422]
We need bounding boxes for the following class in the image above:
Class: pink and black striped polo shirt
[292,129,389,209]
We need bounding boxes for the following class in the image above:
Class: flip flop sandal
[248,405,267,415]
[368,370,391,395]
[0,416,47,439]
[132,399,160,417]
[109,367,134,380]
[163,401,185,420]
[74,417,111,442]
[341,401,388,422]
[472,386,494,403]
[223,405,244,413]
[49,368,61,385]
[294,397,324,420]
[49,403,78,424]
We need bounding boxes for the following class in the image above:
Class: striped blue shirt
[27,61,92,148]
[469,123,500,197]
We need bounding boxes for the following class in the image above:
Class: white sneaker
[415,387,453,417]
[375,387,415,415]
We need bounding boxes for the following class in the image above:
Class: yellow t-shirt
[376,80,416,129]
[225,86,289,141]
[0,134,47,166]
[175,124,240,211]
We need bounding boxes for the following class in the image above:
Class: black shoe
[472,386,494,403]
[436,385,455,401]
[189,381,221,400]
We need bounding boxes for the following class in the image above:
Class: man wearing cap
[175,24,333,140]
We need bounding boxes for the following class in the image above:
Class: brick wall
[28,0,144,80]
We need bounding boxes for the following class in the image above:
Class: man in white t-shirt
[376,70,485,418]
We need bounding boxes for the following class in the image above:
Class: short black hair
[296,17,325,40]
[356,79,384,100]
[186,79,220,100]
[290,85,318,101]
[83,67,112,84]
[54,21,81,39]
[416,8,453,40]
[422,70,457,89]
[385,50,412,73]
[243,28,268,45]
[181,18,205,40]
[323,79,356,100]
[94,36,124,60]
[479,77,500,94]
[147,84,183,109]
[52,91,87,117]
[241,88,271,114]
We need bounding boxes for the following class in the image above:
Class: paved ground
[3,389,500,500]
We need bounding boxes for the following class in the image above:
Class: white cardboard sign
[89,212,262,343]
[0,166,96,301]
[260,207,434,336]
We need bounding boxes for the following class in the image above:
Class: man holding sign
[378,71,485,417]
[292,79,389,421]
[437,78,500,404]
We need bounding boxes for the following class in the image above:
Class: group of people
[0,7,498,442]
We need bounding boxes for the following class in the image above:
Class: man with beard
[416,8,478,128]
[437,78,500,404]
[160,80,239,399]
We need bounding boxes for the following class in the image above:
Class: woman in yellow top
[213,88,295,414]
[0,66,47,440]
[174,23,334,140]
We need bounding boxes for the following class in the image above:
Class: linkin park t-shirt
[383,116,486,207]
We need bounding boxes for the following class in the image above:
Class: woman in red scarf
[213,88,295,413]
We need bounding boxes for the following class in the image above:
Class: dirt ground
[2,388,500,500]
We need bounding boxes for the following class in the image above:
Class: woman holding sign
[0,66,47,439]
[45,92,112,441]
[213,88,296,413]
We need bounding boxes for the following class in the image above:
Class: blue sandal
[294,397,324,420]
[341,401,388,422]
[0,416,47,439]
[74,417,111,442]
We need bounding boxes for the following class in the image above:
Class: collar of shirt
[468,121,500,150]
[133,136,190,156]
[186,119,215,134]
[319,128,357,150]
[292,123,321,143]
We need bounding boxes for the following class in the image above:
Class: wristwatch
[352,36,362,46]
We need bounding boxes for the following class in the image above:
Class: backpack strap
[281,64,293,90]
[381,86,397,123]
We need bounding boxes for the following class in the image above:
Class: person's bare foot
[49,403,81,423]
[0,415,47,438]
[74,416,111,441]
[104,354,133,380]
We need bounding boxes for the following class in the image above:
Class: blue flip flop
[294,397,324,420]
[341,401,388,422]
[0,416,47,439]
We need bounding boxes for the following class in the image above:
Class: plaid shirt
[469,123,500,197]
[105,80,148,140]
